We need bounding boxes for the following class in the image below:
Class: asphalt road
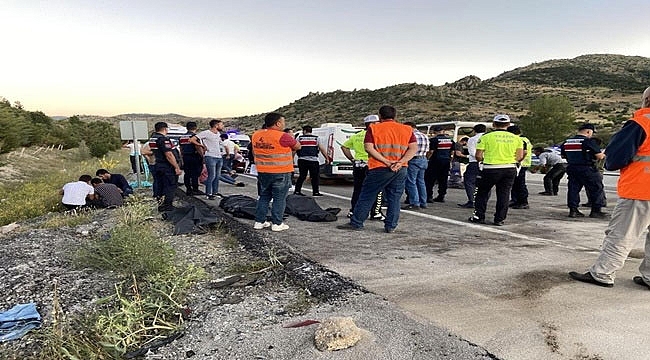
[206,172,649,360]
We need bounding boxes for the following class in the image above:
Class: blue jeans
[351,167,407,231]
[255,172,291,225]
[204,156,223,195]
[405,157,428,207]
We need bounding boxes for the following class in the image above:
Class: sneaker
[336,223,363,231]
[370,213,386,221]
[271,223,290,232]
[385,228,395,233]
[253,221,271,230]
[312,193,324,197]
[433,196,445,203]
[538,191,553,196]
[511,203,529,209]
[207,195,215,200]
[215,193,224,197]
[401,204,418,210]
[457,202,474,208]
[347,211,353,218]
[294,191,304,196]
[193,189,205,195]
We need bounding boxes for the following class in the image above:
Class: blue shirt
[605,121,647,171]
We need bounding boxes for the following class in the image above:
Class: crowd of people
[57,87,650,290]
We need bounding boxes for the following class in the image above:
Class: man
[149,122,182,212]
[340,115,385,220]
[569,86,650,288]
[458,124,487,208]
[508,125,532,209]
[252,112,301,232]
[95,169,133,196]
[220,133,236,173]
[337,105,418,233]
[531,147,567,196]
[560,123,606,218]
[402,122,429,210]
[425,126,453,203]
[449,136,469,189]
[468,115,524,226]
[122,140,143,174]
[60,175,95,210]
[180,121,206,195]
[197,120,224,200]
[294,125,330,196]
[88,178,123,208]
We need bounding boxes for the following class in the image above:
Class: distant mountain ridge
[79,54,650,133]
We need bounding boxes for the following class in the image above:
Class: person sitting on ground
[220,173,246,187]
[60,175,95,210]
[88,178,124,208]
[95,169,134,196]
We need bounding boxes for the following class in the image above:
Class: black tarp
[162,205,219,235]
[219,194,340,222]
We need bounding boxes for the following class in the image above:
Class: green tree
[519,95,576,145]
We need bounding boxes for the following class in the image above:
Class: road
[208,172,649,360]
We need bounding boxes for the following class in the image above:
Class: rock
[314,316,363,351]
[1,222,19,234]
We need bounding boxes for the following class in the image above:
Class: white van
[415,121,493,141]
[295,123,363,179]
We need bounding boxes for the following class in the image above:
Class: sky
[1,0,649,118]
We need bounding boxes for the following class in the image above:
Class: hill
[79,54,650,133]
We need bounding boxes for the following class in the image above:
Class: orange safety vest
[367,121,413,170]
[618,108,650,200]
[251,129,294,173]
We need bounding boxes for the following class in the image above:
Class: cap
[363,115,379,124]
[433,125,444,132]
[578,123,596,132]
[493,114,511,123]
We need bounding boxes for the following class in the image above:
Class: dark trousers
[351,164,382,216]
[463,162,480,203]
[473,167,516,223]
[183,155,203,192]
[566,165,605,210]
[155,164,178,206]
[129,155,143,174]
[149,164,161,199]
[510,167,529,205]
[425,158,450,200]
[544,163,567,194]
[295,159,321,194]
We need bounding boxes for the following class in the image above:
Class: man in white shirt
[532,147,567,196]
[60,175,95,210]
[220,133,236,173]
[196,120,224,199]
[458,124,486,208]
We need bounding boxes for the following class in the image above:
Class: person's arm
[515,148,525,163]
[390,142,419,172]
[319,144,331,164]
[475,149,485,162]
[341,146,354,162]
[164,152,181,175]
[605,121,646,170]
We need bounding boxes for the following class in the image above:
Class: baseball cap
[363,115,379,124]
[493,114,511,123]
[578,123,596,132]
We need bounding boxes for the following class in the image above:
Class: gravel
[0,194,497,360]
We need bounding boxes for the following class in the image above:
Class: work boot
[568,207,585,218]
[589,209,608,218]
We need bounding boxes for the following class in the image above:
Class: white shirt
[467,133,484,162]
[538,151,566,166]
[197,130,223,157]
[62,181,94,206]
[222,139,236,155]
[125,142,141,155]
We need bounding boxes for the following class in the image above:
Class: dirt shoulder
[0,193,496,360]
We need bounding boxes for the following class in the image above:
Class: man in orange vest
[251,113,301,232]
[570,86,650,288]
[337,105,418,233]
